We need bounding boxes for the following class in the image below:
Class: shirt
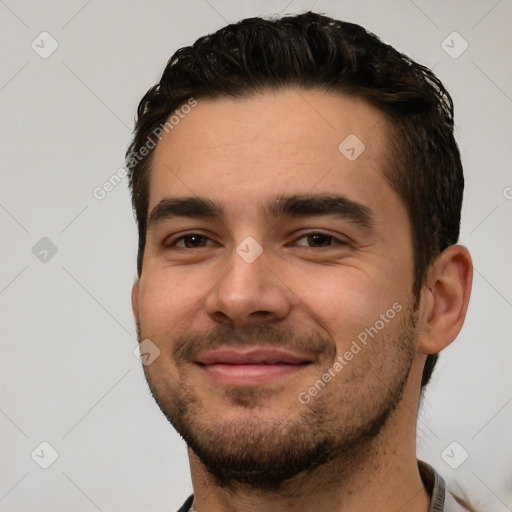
[176,460,469,511]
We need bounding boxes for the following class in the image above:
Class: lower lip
[198,363,310,385]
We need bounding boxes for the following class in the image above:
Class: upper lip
[195,348,313,365]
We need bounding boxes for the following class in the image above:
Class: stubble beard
[138,308,418,493]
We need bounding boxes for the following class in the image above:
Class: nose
[204,245,295,327]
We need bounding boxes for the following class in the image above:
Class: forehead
[148,88,395,218]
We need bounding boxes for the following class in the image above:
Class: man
[127,11,475,512]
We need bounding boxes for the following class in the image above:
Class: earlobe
[417,245,473,355]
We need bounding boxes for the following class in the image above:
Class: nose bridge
[205,241,292,325]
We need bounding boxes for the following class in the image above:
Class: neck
[188,396,430,512]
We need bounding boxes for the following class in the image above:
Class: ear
[417,244,473,355]
[131,278,140,322]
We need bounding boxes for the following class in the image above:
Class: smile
[195,348,313,385]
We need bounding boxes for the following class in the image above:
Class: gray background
[1,0,511,510]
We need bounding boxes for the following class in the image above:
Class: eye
[293,232,348,248]
[165,233,216,249]
[163,231,348,250]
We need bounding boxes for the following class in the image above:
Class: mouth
[194,348,314,385]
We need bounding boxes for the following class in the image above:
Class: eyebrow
[147,193,374,231]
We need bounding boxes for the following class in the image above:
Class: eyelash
[164,231,348,250]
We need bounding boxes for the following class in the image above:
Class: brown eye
[295,232,347,248]
[306,233,332,247]
[165,234,215,249]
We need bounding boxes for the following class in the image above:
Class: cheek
[287,265,399,340]
[137,270,208,340]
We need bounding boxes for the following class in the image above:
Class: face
[132,88,421,490]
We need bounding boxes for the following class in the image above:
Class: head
[128,11,472,490]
